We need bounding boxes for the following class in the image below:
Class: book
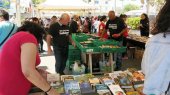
[64,80,81,94]
[89,78,100,84]
[100,76,115,86]
[82,74,95,79]
[95,84,111,95]
[54,85,64,94]
[108,85,126,95]
[61,75,74,82]
[108,71,124,79]
[134,84,144,94]
[118,76,132,88]
[126,91,140,95]
[82,92,99,95]
[80,82,95,94]
[132,71,145,84]
[74,75,89,83]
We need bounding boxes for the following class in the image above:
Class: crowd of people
[0,0,169,94]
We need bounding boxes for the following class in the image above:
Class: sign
[0,0,10,9]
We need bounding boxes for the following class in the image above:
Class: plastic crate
[76,42,101,53]
[100,47,126,53]
[93,39,119,46]
[68,55,81,61]
[68,45,81,55]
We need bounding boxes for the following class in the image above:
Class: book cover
[109,71,124,79]
[64,80,81,94]
[95,84,111,95]
[89,78,100,84]
[74,75,89,83]
[108,85,126,95]
[100,76,115,86]
[61,75,74,82]
[126,91,140,95]
[134,84,144,94]
[132,71,145,84]
[118,76,132,87]
[82,74,95,79]
[80,82,95,94]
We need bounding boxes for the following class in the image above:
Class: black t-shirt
[106,17,126,41]
[69,20,78,33]
[48,22,70,47]
[140,19,149,32]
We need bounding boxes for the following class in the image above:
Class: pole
[114,0,116,11]
[16,0,21,26]
[146,0,149,15]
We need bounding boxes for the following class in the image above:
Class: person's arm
[46,34,53,55]
[21,43,59,95]
[99,24,105,38]
[118,20,127,35]
[46,23,56,55]
[69,35,76,47]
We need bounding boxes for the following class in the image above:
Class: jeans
[53,45,68,75]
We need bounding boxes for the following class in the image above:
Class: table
[72,34,126,74]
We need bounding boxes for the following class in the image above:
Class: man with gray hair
[0,9,17,49]
[47,13,75,75]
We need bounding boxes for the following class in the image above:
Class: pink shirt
[0,32,40,95]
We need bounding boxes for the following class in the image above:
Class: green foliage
[32,0,46,5]
[127,17,141,30]
[123,4,140,13]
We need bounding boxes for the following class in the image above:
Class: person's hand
[72,41,76,48]
[47,88,60,95]
[112,34,120,38]
[47,48,53,55]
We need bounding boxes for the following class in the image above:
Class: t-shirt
[140,19,149,32]
[106,17,126,41]
[142,33,170,95]
[0,21,18,49]
[69,20,78,33]
[98,21,108,39]
[48,22,70,47]
[0,32,40,95]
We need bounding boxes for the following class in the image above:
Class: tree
[123,4,140,13]
[149,0,165,11]
[32,0,46,5]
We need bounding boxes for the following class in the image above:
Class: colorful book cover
[74,75,89,83]
[118,76,132,87]
[132,71,145,84]
[108,85,126,95]
[54,85,64,94]
[100,76,115,86]
[64,80,81,94]
[89,78,100,84]
[95,84,111,95]
[108,71,124,79]
[134,84,144,94]
[82,74,95,79]
[80,82,94,94]
[126,91,140,95]
[61,75,74,82]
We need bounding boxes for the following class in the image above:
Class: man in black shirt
[47,13,75,75]
[69,15,80,33]
[106,11,126,71]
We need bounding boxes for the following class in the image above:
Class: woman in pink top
[0,21,59,95]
